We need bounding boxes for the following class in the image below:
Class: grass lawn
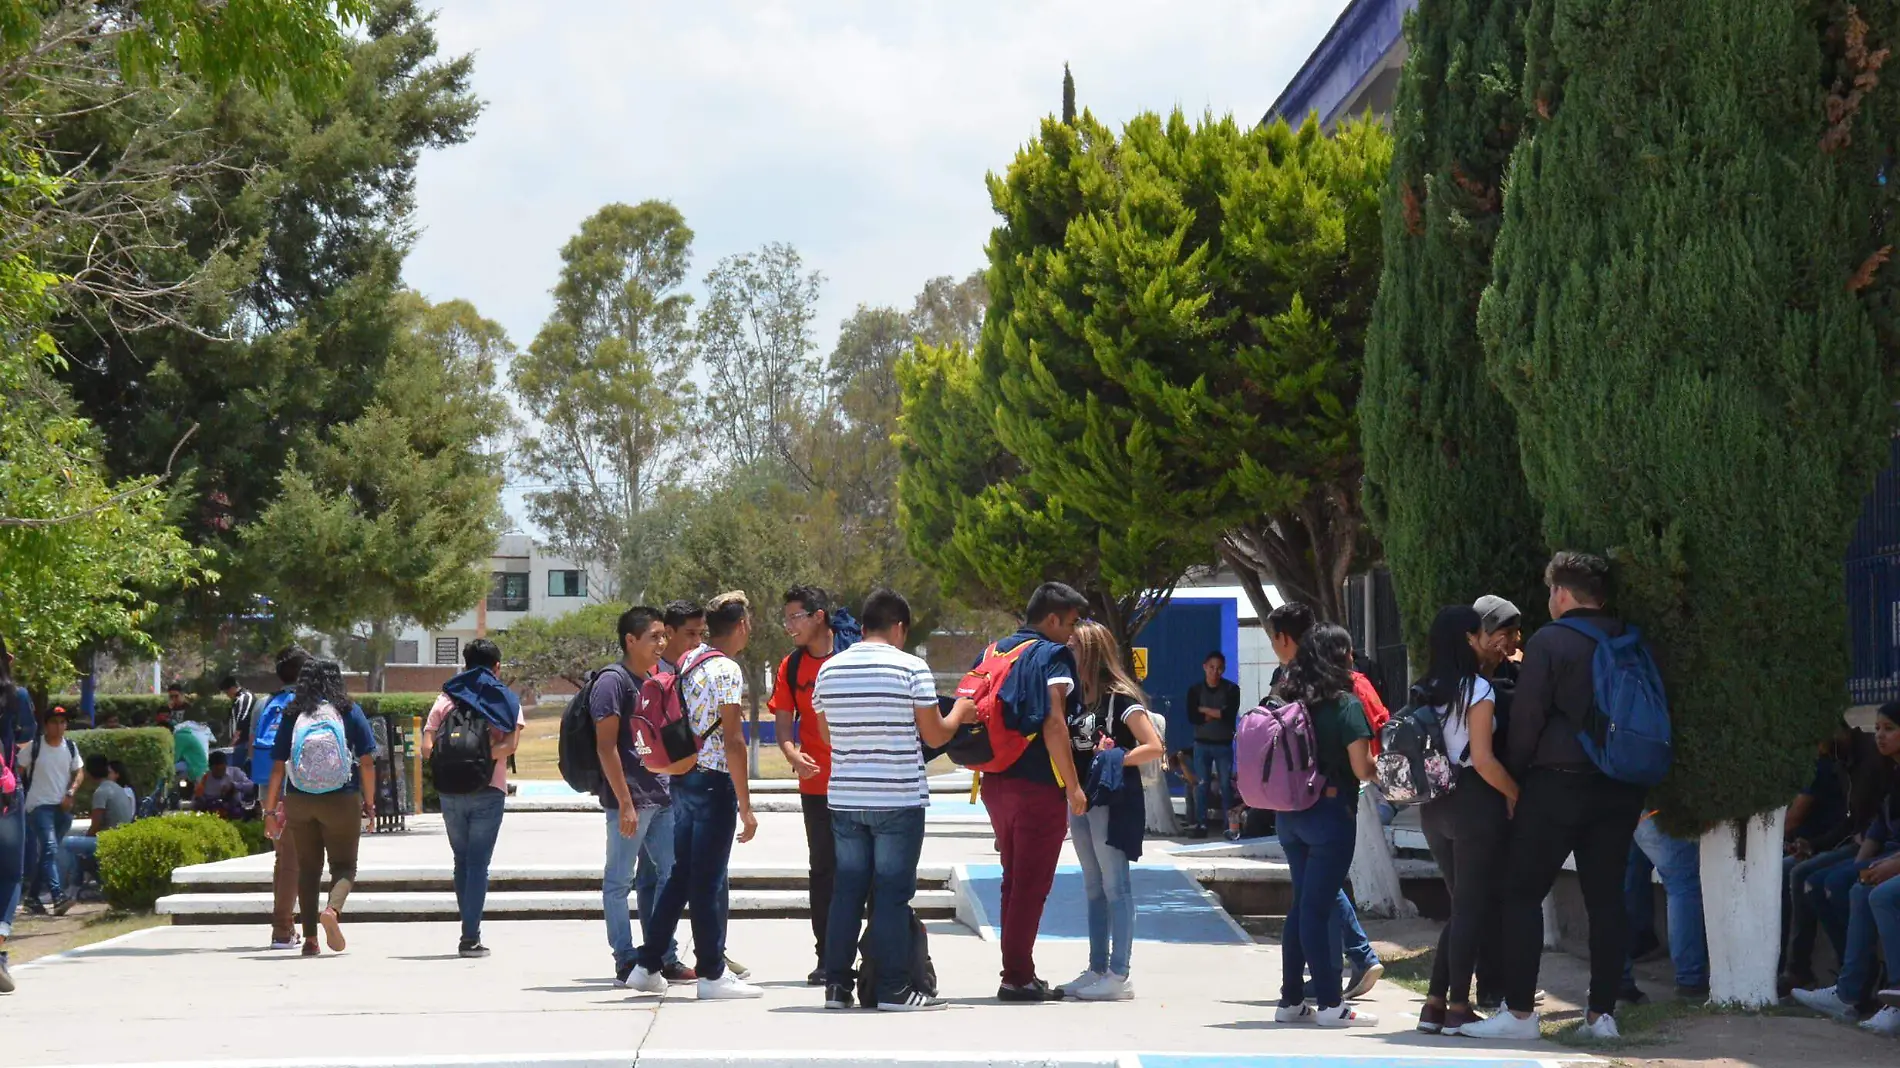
[4,903,164,965]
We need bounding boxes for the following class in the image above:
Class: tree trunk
[1142,711,1180,836]
[1221,543,1277,634]
[1347,784,1414,918]
[1221,481,1362,625]
[367,619,394,694]
[1701,809,1784,1007]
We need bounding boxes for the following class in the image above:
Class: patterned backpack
[288,702,352,793]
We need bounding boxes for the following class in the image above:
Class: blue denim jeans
[604,803,673,972]
[25,804,72,902]
[60,835,98,887]
[440,788,506,944]
[638,769,738,979]
[1191,742,1232,827]
[825,806,927,1001]
[1070,806,1135,976]
[0,794,23,940]
[1821,848,1897,965]
[1786,844,1859,975]
[1277,791,1359,1008]
[1621,815,1708,987]
[1838,868,1900,1002]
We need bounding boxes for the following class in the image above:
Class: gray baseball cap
[1473,595,1522,633]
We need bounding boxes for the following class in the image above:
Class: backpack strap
[678,650,733,744]
[785,649,806,746]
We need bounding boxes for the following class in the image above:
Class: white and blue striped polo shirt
[812,640,939,810]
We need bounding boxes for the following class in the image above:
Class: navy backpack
[1552,617,1673,786]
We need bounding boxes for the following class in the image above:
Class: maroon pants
[982,773,1069,986]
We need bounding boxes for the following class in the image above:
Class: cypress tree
[1361,0,1545,654]
[1478,0,1899,1004]
[1062,63,1076,125]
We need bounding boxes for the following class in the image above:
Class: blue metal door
[1135,601,1227,754]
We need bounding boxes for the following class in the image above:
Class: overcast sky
[399,0,1343,522]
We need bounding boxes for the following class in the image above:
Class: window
[548,569,586,598]
[435,637,460,666]
[392,640,420,665]
[487,572,530,612]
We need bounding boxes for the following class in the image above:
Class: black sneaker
[615,960,636,987]
[825,983,855,1009]
[807,965,827,987]
[22,898,46,917]
[458,941,490,959]
[879,986,946,1011]
[0,951,12,994]
[998,978,1059,1003]
[52,894,75,917]
[661,961,698,984]
[1675,983,1710,1001]
[1617,980,1649,1005]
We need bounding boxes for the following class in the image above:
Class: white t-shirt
[19,736,81,811]
[1438,676,1497,768]
[812,641,939,810]
[678,645,745,774]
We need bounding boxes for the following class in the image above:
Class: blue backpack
[250,689,294,784]
[1552,617,1673,786]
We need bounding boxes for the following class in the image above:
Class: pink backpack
[631,649,729,775]
[1234,700,1326,812]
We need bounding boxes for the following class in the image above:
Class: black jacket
[1187,680,1241,744]
[1506,608,1624,778]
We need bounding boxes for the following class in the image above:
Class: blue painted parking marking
[961,862,1250,944]
[1137,1057,1550,1068]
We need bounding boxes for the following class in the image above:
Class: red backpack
[632,649,730,775]
[945,640,1037,774]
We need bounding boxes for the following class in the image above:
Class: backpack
[783,608,864,746]
[632,649,730,775]
[944,640,1037,773]
[251,689,294,784]
[287,702,353,794]
[20,735,78,798]
[1552,617,1674,787]
[0,689,21,805]
[856,907,936,1007]
[1374,693,1457,808]
[430,698,495,796]
[1234,700,1326,812]
[558,666,623,794]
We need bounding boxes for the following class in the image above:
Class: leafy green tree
[696,242,824,478]
[499,601,628,695]
[514,200,697,593]
[243,293,507,689]
[1360,0,1545,655]
[1476,0,1899,1005]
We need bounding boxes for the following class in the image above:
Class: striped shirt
[812,640,938,810]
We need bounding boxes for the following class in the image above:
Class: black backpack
[559,666,626,794]
[430,698,495,796]
[856,907,936,1007]
[1373,685,1458,808]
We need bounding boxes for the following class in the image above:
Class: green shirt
[1308,693,1372,804]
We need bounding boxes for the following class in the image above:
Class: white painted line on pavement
[16,1053,637,1068]
[9,920,169,972]
[634,1053,1116,1068]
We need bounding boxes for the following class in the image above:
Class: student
[262,659,378,957]
[1270,623,1379,1028]
[1793,701,1900,1031]
[0,636,35,993]
[626,592,762,1000]
[224,674,257,773]
[650,599,735,982]
[1463,551,1649,1043]
[969,581,1090,1002]
[592,606,684,985]
[1784,722,1883,990]
[1185,651,1240,838]
[772,585,842,985]
[1618,810,1708,1004]
[1060,619,1164,1002]
[812,588,966,1011]
[191,751,254,819]
[157,681,187,730]
[1414,606,1514,1036]
[18,706,82,916]
[421,638,524,959]
[61,755,134,890]
[256,646,308,950]
[1267,602,1383,1002]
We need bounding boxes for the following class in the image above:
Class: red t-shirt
[770,649,833,795]
[1352,670,1391,757]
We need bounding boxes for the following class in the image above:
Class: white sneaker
[1274,1003,1318,1023]
[621,965,666,994]
[1577,1014,1621,1042]
[1316,1003,1379,1028]
[1074,973,1133,1001]
[1860,1007,1900,1036]
[1059,969,1105,997]
[1458,1010,1542,1041]
[1793,985,1857,1020]
[698,972,764,1000]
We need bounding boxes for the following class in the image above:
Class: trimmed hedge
[357,694,437,720]
[96,813,246,911]
[66,728,173,811]
[52,694,232,733]
[233,818,272,858]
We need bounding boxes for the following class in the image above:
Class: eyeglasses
[782,610,815,631]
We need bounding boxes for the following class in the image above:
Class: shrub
[97,813,246,911]
[233,818,272,857]
[51,694,233,733]
[66,728,173,811]
[357,693,437,720]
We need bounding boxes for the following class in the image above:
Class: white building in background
[387,534,612,669]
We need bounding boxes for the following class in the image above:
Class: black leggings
[1421,769,1509,1005]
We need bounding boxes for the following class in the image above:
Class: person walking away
[1185,652,1240,838]
[973,581,1091,1003]
[61,755,133,893]
[18,706,82,916]
[224,674,257,776]
[1617,810,1708,1004]
[1268,602,1383,1001]
[625,592,763,1000]
[1413,606,1516,1036]
[1059,620,1165,1002]
[772,585,848,984]
[255,646,307,949]
[1270,623,1379,1028]
[1462,551,1653,1042]
[0,636,35,992]
[589,606,688,985]
[263,658,378,957]
[811,588,966,1011]
[422,638,524,959]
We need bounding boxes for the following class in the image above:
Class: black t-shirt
[1066,692,1145,756]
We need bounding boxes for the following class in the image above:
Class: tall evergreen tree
[1062,63,1076,125]
[1477,0,1900,1005]
[1361,0,1545,655]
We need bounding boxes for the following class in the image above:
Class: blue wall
[1135,597,1239,753]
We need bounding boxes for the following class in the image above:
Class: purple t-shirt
[589,664,670,810]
